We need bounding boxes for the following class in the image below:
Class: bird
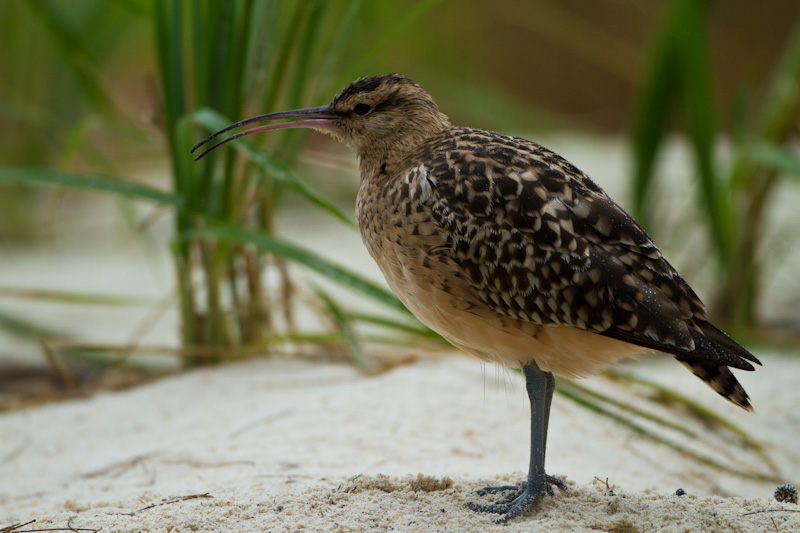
[192,74,761,523]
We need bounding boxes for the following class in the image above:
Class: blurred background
[1,0,799,408]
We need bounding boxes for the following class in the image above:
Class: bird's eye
[353,103,372,116]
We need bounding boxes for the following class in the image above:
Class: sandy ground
[1,352,799,532]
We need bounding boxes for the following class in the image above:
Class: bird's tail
[676,357,753,411]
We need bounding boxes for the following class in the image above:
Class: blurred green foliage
[631,0,800,327]
[0,0,149,240]
[0,0,797,363]
[0,0,447,366]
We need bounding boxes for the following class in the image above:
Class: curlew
[193,74,760,523]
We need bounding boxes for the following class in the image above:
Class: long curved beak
[191,105,338,161]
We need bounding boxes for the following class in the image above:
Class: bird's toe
[475,481,526,500]
[468,475,566,522]
[545,474,568,492]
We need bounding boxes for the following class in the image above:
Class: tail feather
[695,322,761,366]
[684,328,758,371]
[676,357,754,411]
[600,321,760,372]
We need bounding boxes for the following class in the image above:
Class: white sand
[1,353,798,532]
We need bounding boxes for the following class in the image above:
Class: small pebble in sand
[675,488,686,496]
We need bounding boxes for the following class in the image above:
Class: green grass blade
[629,5,679,225]
[0,168,184,207]
[208,1,236,109]
[0,308,68,341]
[559,378,698,438]
[260,2,312,114]
[154,0,193,218]
[275,0,328,156]
[756,20,800,142]
[260,330,433,350]
[555,380,780,482]
[241,0,276,100]
[0,287,153,306]
[730,20,800,189]
[193,224,408,315]
[153,0,186,131]
[286,0,326,112]
[189,2,210,107]
[674,0,733,262]
[318,0,363,88]
[605,369,779,474]
[345,311,440,339]
[314,285,366,368]
[747,141,800,182]
[631,0,734,262]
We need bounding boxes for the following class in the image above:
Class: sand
[1,354,798,532]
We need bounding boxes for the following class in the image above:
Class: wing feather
[415,128,760,370]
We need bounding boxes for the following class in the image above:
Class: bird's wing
[417,129,758,370]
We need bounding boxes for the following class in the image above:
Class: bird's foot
[467,475,567,523]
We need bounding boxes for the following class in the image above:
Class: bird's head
[192,74,451,165]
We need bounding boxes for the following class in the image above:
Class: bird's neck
[357,117,452,180]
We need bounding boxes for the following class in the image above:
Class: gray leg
[467,363,567,523]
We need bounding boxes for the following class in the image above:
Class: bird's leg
[468,363,567,522]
